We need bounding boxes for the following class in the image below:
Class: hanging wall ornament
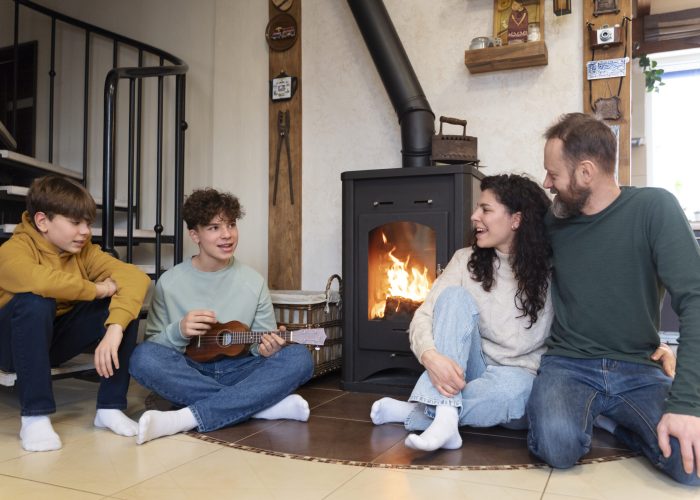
[593,0,619,17]
[270,70,298,102]
[272,0,294,12]
[588,17,629,121]
[266,13,298,51]
[593,96,622,121]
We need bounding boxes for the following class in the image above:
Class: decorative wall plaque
[270,71,298,102]
[593,0,619,17]
[586,57,627,80]
[265,13,298,51]
[593,96,622,121]
[272,0,294,12]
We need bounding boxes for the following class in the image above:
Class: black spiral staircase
[0,0,188,384]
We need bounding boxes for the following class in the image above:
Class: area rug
[145,373,637,470]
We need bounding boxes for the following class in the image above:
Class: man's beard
[551,179,591,219]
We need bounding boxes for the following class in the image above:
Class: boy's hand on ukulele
[259,327,286,358]
[95,278,118,298]
[179,310,217,338]
[95,324,123,378]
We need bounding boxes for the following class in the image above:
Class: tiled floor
[0,375,698,499]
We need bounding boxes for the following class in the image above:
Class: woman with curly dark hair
[370,174,554,451]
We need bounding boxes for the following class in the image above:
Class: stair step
[0,185,28,196]
[0,223,166,239]
[0,120,17,150]
[0,353,95,387]
[0,150,82,180]
[0,185,133,209]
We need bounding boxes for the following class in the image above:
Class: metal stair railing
[9,0,189,277]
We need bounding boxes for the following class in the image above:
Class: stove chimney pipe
[347,0,434,167]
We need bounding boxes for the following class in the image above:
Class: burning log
[384,296,422,322]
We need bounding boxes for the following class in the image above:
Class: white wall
[210,0,269,275]
[297,0,582,288]
[4,0,583,289]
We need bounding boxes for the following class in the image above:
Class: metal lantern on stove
[553,0,572,16]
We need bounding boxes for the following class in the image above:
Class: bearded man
[526,112,700,485]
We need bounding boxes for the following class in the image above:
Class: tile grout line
[540,467,553,499]
[106,444,224,498]
[320,465,369,499]
[0,471,105,497]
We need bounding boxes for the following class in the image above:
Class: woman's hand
[651,343,676,378]
[421,349,466,398]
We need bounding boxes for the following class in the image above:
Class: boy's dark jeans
[0,293,138,416]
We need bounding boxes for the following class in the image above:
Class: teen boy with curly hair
[129,188,313,444]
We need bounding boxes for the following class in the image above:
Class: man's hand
[420,349,465,398]
[179,310,217,338]
[258,326,287,358]
[651,343,676,378]
[95,277,118,299]
[94,324,123,378]
[657,412,700,476]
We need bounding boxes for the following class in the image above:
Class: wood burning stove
[341,165,483,394]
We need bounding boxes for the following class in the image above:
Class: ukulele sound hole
[218,330,234,347]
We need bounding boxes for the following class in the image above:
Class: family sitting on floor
[0,113,698,486]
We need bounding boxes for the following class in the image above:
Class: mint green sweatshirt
[144,257,277,354]
[545,187,700,417]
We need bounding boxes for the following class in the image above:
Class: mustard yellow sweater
[0,212,150,329]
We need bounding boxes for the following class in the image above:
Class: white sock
[136,407,198,445]
[252,394,310,422]
[19,416,62,452]
[404,405,462,451]
[370,397,417,425]
[94,409,139,437]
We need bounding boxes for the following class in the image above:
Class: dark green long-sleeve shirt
[545,186,700,417]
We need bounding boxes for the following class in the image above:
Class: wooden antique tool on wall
[267,0,302,289]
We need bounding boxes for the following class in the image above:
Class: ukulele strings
[193,331,294,344]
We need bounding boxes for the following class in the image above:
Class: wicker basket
[271,274,342,377]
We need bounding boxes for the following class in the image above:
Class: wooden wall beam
[268,0,302,290]
[583,0,632,185]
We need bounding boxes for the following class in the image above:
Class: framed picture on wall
[493,0,545,46]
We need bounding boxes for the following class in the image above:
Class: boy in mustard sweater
[0,175,150,452]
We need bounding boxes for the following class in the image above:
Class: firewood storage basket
[271,274,342,377]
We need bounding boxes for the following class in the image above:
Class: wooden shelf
[464,40,548,74]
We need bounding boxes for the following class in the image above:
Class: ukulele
[185,320,326,362]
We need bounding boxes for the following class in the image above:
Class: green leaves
[639,55,665,93]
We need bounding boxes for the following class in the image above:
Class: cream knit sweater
[409,247,553,375]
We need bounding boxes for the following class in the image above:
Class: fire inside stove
[367,221,436,322]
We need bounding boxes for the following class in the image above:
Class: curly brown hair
[467,174,552,327]
[182,188,245,229]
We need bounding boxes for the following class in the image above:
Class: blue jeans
[406,286,535,431]
[0,292,138,415]
[527,355,700,486]
[129,340,314,432]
